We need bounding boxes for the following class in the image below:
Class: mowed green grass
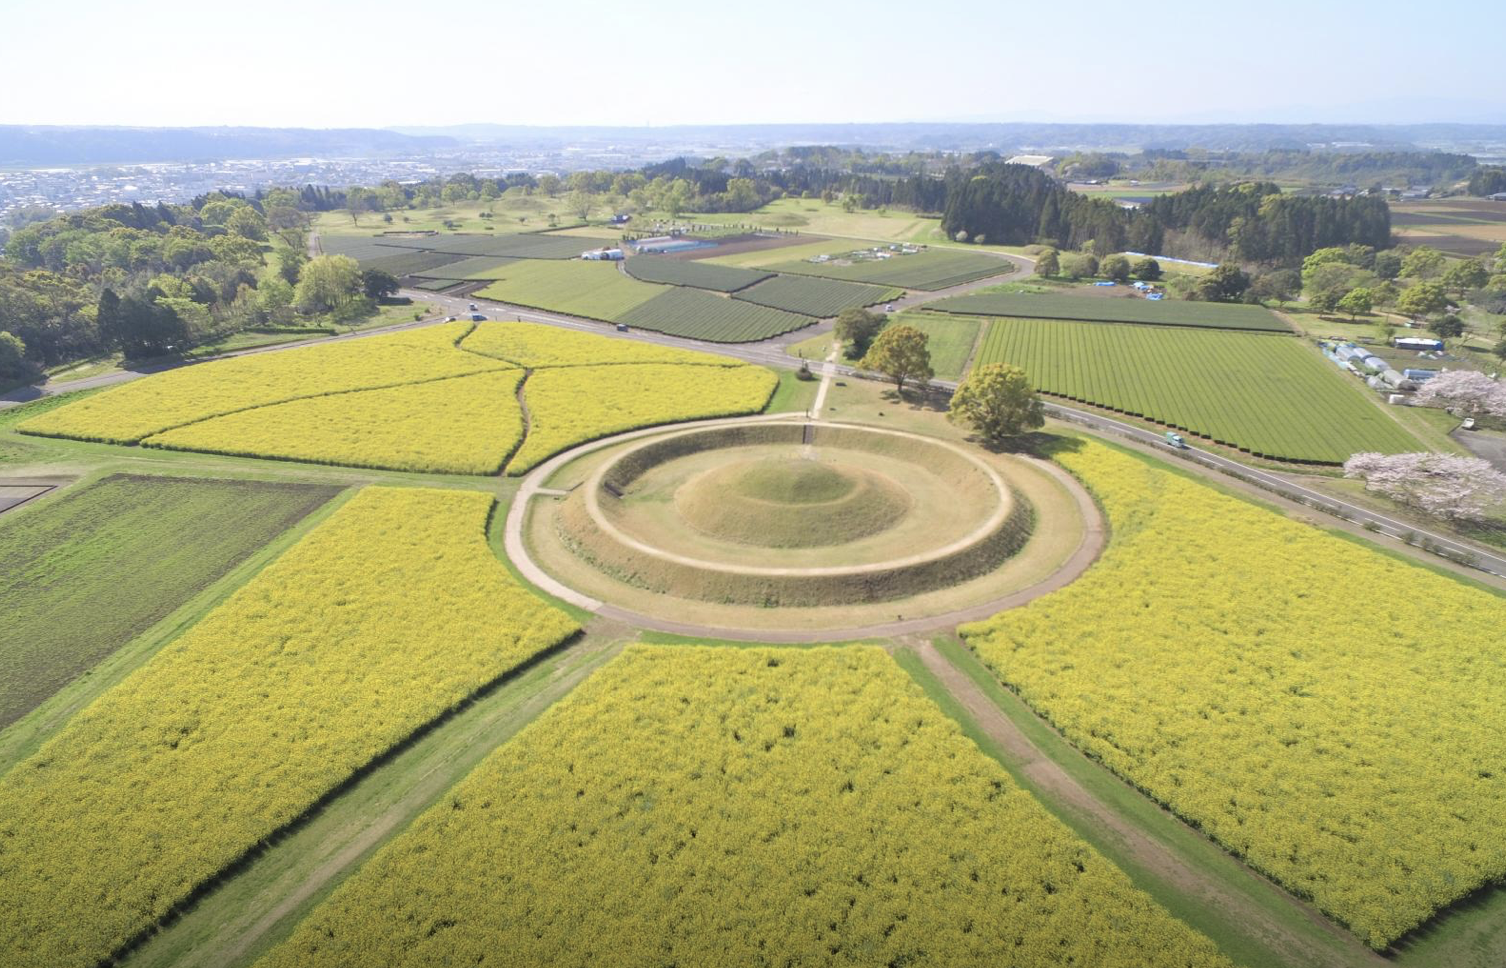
[702,237,872,268]
[928,291,1291,333]
[767,248,1012,290]
[883,312,983,382]
[734,275,900,317]
[975,318,1422,463]
[622,256,772,292]
[617,287,814,342]
[0,474,340,728]
[473,260,666,320]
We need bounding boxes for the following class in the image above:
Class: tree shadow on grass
[968,430,1086,460]
[877,384,950,413]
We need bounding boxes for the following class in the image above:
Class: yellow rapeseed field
[257,646,1233,968]
[19,321,493,442]
[962,439,1506,949]
[507,362,778,473]
[463,319,736,367]
[143,369,526,474]
[21,321,778,476]
[0,487,577,968]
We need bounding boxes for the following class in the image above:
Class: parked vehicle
[884,304,896,312]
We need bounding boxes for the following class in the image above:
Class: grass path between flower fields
[896,638,1390,968]
[117,621,631,968]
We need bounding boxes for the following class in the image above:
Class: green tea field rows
[617,286,814,341]
[974,318,1419,462]
[473,260,667,320]
[768,247,1012,289]
[383,231,618,259]
[410,254,520,280]
[733,274,900,316]
[928,291,1291,332]
[0,487,578,968]
[359,248,471,277]
[257,646,1233,968]
[0,474,339,729]
[314,235,408,262]
[622,255,772,291]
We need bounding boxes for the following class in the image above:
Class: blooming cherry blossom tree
[1413,370,1506,418]
[1344,452,1506,521]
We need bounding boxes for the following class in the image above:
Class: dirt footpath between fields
[911,639,1388,968]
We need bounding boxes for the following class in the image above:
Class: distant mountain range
[390,122,1506,152]
[4,122,1506,168]
[0,126,457,167]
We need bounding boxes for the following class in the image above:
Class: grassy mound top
[731,458,856,505]
[676,458,910,549]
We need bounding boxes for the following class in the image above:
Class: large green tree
[833,307,887,359]
[294,254,362,314]
[948,363,1045,443]
[1337,287,1374,320]
[1100,254,1131,283]
[1400,246,1445,280]
[1441,260,1489,298]
[1397,281,1448,320]
[0,331,29,380]
[860,325,932,395]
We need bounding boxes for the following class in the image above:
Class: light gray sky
[4,0,1501,127]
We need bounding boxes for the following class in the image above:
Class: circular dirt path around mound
[504,413,1106,643]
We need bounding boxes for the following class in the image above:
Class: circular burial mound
[545,422,1037,608]
[677,457,911,548]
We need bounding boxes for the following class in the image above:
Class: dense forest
[938,166,1391,264]
[0,147,1457,381]
[1090,149,1480,189]
[0,187,404,381]
[1469,167,1506,196]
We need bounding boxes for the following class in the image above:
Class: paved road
[439,289,1506,580]
[1037,402,1506,578]
[1453,427,1506,473]
[9,244,1500,579]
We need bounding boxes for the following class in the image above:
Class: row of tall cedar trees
[937,164,1391,265]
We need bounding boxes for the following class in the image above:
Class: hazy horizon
[6,0,1500,130]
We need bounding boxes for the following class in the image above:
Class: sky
[2,0,1502,128]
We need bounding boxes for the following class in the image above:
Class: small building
[1403,368,1439,382]
[1006,154,1056,169]
[582,248,623,261]
[610,213,632,224]
[632,236,710,255]
[1394,336,1444,351]
[1380,368,1408,389]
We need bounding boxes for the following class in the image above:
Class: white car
[884,303,896,312]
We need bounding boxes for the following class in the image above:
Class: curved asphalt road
[7,243,1501,579]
